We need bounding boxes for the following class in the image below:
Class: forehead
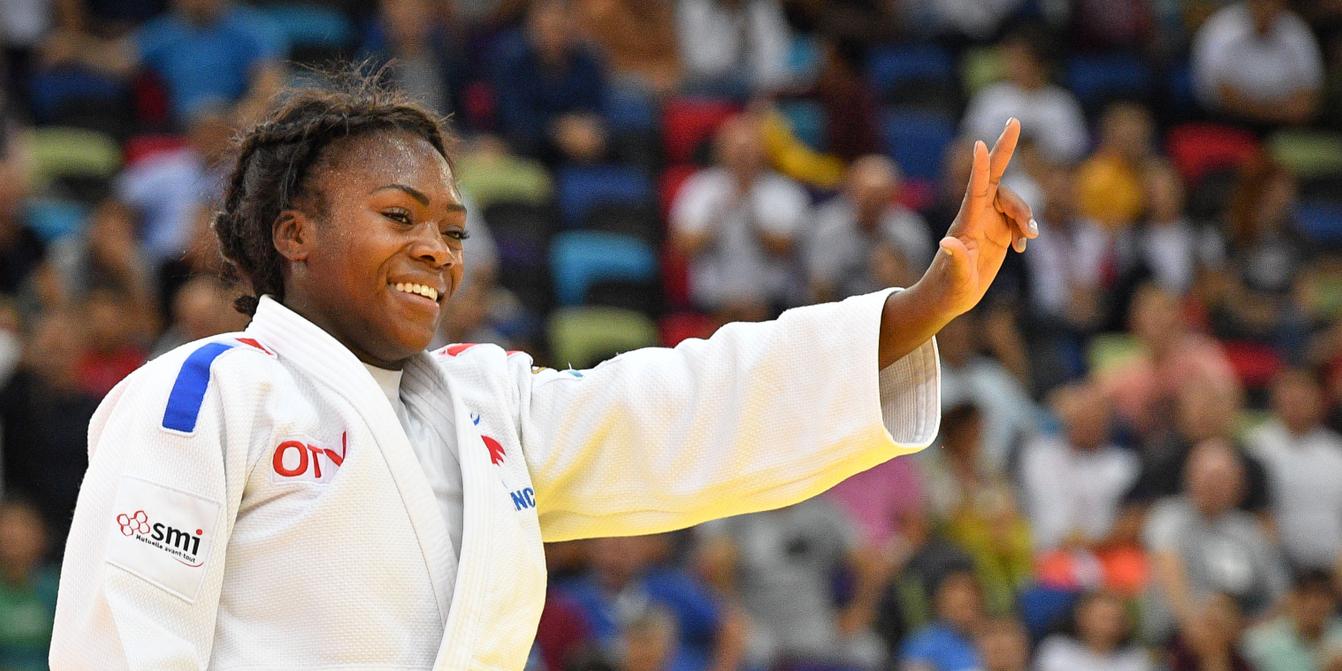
[312,130,460,203]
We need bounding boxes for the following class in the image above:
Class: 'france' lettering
[509,488,536,511]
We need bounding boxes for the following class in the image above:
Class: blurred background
[2,0,1342,669]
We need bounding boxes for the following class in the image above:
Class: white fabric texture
[52,290,939,669]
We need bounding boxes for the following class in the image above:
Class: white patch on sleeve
[105,475,221,603]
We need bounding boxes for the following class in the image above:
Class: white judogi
[51,290,940,669]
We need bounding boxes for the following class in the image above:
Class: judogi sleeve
[515,290,939,541]
[50,345,271,670]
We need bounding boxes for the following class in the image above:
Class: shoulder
[1199,5,1250,41]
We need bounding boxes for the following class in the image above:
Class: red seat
[659,164,698,222]
[661,245,691,310]
[661,98,741,164]
[124,134,189,166]
[1221,341,1283,389]
[659,311,715,346]
[1166,123,1261,186]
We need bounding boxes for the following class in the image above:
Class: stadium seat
[662,98,741,164]
[1294,199,1342,246]
[1222,341,1284,389]
[585,278,662,315]
[485,202,555,315]
[659,164,698,220]
[1063,52,1153,112]
[30,127,122,193]
[776,99,826,151]
[659,311,715,346]
[28,68,129,127]
[583,202,661,244]
[604,86,659,134]
[549,230,658,306]
[1087,333,1145,375]
[1268,129,1342,179]
[881,109,956,181]
[547,306,658,369]
[960,46,1004,97]
[868,43,957,109]
[661,245,691,310]
[1166,123,1261,186]
[555,165,654,229]
[25,198,89,242]
[458,153,552,209]
[124,134,189,166]
[259,3,354,48]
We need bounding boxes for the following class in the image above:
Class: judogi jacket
[50,290,939,669]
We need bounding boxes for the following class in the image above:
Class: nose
[411,223,456,269]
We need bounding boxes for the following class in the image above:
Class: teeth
[393,283,438,302]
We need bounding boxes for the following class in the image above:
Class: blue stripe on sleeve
[161,342,235,433]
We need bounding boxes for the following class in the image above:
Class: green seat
[1087,333,1146,376]
[961,46,1005,97]
[547,306,658,370]
[457,152,552,209]
[1268,129,1342,179]
[29,127,121,189]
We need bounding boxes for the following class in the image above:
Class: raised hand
[924,118,1037,319]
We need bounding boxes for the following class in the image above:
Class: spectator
[151,275,245,356]
[0,499,58,671]
[1142,439,1290,641]
[935,315,1037,471]
[825,448,924,553]
[1168,593,1254,671]
[622,606,683,671]
[1020,382,1139,554]
[156,204,230,321]
[1121,162,1224,296]
[1247,368,1342,571]
[676,0,792,96]
[75,286,150,397]
[0,299,18,389]
[919,403,1033,615]
[670,114,807,322]
[897,0,1029,42]
[975,616,1031,671]
[1191,0,1324,126]
[811,36,881,162]
[490,0,610,163]
[1075,101,1156,232]
[1243,569,1342,671]
[362,0,469,119]
[575,0,681,96]
[898,568,985,671]
[1035,590,1153,671]
[0,160,41,296]
[46,198,156,306]
[961,28,1089,164]
[559,535,743,671]
[695,497,886,669]
[806,155,933,303]
[0,310,100,557]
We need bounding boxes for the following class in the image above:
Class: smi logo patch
[115,509,206,567]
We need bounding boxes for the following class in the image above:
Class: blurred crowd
[1,0,1342,669]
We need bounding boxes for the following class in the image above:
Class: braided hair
[214,74,453,316]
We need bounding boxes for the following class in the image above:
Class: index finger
[988,118,1021,186]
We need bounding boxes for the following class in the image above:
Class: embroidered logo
[112,509,205,567]
[272,431,348,483]
[483,436,506,465]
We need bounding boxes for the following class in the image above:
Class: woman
[50,79,1035,668]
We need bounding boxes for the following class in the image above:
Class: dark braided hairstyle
[214,72,453,316]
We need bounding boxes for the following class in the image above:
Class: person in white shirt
[1036,590,1153,671]
[675,0,793,94]
[1246,368,1342,570]
[1191,0,1324,126]
[50,78,1038,668]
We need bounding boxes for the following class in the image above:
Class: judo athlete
[50,81,1036,668]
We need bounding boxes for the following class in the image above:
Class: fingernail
[1028,218,1039,235]
[1005,118,1013,131]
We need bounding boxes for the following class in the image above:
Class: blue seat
[555,165,654,229]
[550,230,657,305]
[25,199,89,242]
[778,99,826,150]
[868,43,956,99]
[1295,200,1342,246]
[28,68,128,124]
[882,109,956,181]
[1064,52,1153,111]
[259,3,355,48]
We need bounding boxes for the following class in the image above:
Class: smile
[392,282,439,303]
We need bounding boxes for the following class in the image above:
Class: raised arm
[878,118,1036,368]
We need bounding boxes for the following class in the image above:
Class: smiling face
[277,130,467,369]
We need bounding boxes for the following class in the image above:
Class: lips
[392,282,440,303]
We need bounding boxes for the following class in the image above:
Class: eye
[382,208,413,225]
[443,228,471,241]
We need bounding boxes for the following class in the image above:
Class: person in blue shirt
[900,568,986,671]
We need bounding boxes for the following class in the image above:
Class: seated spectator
[0,499,58,671]
[0,311,101,557]
[1098,282,1238,440]
[1123,162,1224,296]
[1035,590,1153,671]
[116,104,235,262]
[152,275,247,356]
[1142,439,1290,642]
[896,0,1028,42]
[75,287,150,397]
[575,0,681,96]
[1243,569,1342,671]
[975,616,1031,671]
[676,0,792,96]
[0,160,42,297]
[961,27,1089,164]
[919,403,1033,615]
[490,0,609,164]
[670,114,807,322]
[936,315,1038,471]
[899,568,986,671]
[825,445,924,553]
[695,497,885,669]
[1076,101,1156,232]
[1021,382,1139,554]
[361,0,469,119]
[47,199,156,307]
[1191,0,1324,126]
[1168,593,1254,671]
[811,36,881,162]
[1247,368,1342,571]
[157,204,231,321]
[558,535,743,671]
[806,155,933,303]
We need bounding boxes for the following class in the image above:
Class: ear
[272,209,314,262]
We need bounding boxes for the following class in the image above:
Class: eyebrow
[370,183,468,213]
